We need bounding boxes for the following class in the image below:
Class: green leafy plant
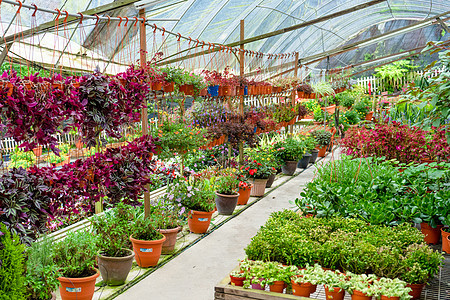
[52,230,99,278]
[215,172,239,195]
[167,177,216,212]
[130,216,163,241]
[25,236,60,300]
[0,224,26,299]
[274,137,305,161]
[311,129,332,146]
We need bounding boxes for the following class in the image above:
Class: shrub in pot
[0,224,26,299]
[168,177,216,234]
[215,170,240,215]
[91,203,135,286]
[52,230,99,300]
[25,236,60,300]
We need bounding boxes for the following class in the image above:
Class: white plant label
[198,218,209,222]
[140,248,153,252]
[66,287,82,293]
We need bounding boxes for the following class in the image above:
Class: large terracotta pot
[291,280,311,297]
[325,286,345,300]
[281,160,297,176]
[58,269,100,300]
[130,235,166,267]
[365,111,374,121]
[215,192,239,215]
[442,227,450,254]
[248,178,268,197]
[188,210,214,233]
[322,104,336,114]
[420,222,443,244]
[406,283,425,299]
[351,290,372,300]
[317,145,327,157]
[97,249,134,286]
[159,226,182,254]
[237,184,253,205]
[269,281,285,293]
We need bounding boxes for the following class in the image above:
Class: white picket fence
[356,67,446,93]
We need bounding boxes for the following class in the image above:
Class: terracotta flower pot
[163,82,174,93]
[180,84,194,95]
[97,249,134,286]
[130,235,166,267]
[288,117,296,125]
[159,226,182,254]
[322,104,336,114]
[365,111,374,121]
[151,82,162,91]
[237,184,253,205]
[282,160,297,176]
[269,281,285,293]
[291,280,312,297]
[420,222,443,244]
[297,91,305,98]
[406,283,425,299]
[325,286,345,300]
[380,296,400,300]
[199,88,208,96]
[188,210,214,233]
[265,173,276,188]
[311,284,317,293]
[317,145,327,157]
[441,227,450,254]
[248,178,268,197]
[58,269,100,300]
[351,289,372,300]
[215,192,239,215]
[230,274,245,286]
[221,85,233,96]
[33,146,43,157]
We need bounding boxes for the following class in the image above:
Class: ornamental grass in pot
[215,169,240,215]
[129,215,165,268]
[52,231,99,300]
[91,203,135,286]
[167,177,216,234]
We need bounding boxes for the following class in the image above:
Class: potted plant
[25,236,59,300]
[237,180,253,206]
[215,170,240,215]
[168,177,216,234]
[129,214,165,268]
[230,270,246,287]
[296,133,316,169]
[150,199,184,254]
[297,83,314,98]
[91,203,135,286]
[373,278,412,300]
[347,273,379,300]
[312,129,332,157]
[274,137,305,176]
[322,270,349,300]
[52,231,99,300]
[242,147,277,196]
[312,81,335,98]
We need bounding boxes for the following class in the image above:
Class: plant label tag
[198,218,209,222]
[140,248,153,252]
[66,287,81,293]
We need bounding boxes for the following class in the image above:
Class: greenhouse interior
[0,0,449,299]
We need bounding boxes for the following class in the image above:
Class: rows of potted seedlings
[241,210,444,299]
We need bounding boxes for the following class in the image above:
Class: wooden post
[139,8,151,219]
[239,20,244,165]
[290,52,299,134]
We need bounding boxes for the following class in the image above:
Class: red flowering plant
[341,123,433,164]
[241,147,277,179]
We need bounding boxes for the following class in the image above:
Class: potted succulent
[52,231,99,300]
[25,236,60,300]
[274,138,305,176]
[312,129,333,157]
[215,170,240,215]
[150,199,184,254]
[91,203,135,286]
[129,215,166,268]
[168,178,216,234]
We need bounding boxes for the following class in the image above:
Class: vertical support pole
[239,20,245,165]
[290,52,299,134]
[139,8,151,219]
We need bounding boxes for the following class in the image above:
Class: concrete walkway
[115,151,338,300]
